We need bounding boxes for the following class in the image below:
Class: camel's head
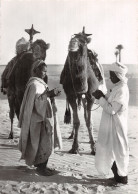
[68,27,92,52]
[32,39,50,61]
[68,37,80,52]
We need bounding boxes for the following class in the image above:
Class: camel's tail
[64,99,71,124]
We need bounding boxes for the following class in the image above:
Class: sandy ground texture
[0,98,138,194]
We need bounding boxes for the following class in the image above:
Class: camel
[1,38,49,139]
[60,27,103,155]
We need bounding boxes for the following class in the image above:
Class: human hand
[48,88,61,98]
[92,90,105,99]
[1,87,7,95]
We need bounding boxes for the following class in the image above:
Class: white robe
[95,81,129,176]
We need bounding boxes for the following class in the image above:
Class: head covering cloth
[109,62,128,83]
[16,37,30,54]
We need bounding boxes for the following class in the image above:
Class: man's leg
[34,160,48,169]
[34,159,56,176]
[111,161,128,184]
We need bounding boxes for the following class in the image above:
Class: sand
[0,95,138,194]
[0,63,138,193]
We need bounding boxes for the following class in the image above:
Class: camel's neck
[82,44,88,57]
[69,45,88,60]
[67,45,88,94]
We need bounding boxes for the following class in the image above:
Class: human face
[36,65,47,79]
[109,71,120,84]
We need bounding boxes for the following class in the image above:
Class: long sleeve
[98,97,122,115]
[34,93,53,120]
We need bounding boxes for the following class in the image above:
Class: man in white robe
[93,62,129,184]
[18,60,62,176]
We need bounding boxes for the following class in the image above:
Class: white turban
[16,37,30,54]
[109,62,128,83]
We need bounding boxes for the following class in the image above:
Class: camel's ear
[46,43,50,50]
[87,38,91,44]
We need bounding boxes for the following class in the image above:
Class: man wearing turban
[18,60,62,176]
[93,62,129,184]
[1,37,30,94]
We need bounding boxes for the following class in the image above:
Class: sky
[0,0,138,65]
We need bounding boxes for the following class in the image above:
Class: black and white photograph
[0,0,138,193]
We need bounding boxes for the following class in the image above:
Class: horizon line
[0,63,138,66]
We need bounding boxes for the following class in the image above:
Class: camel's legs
[9,116,14,139]
[7,94,15,139]
[82,97,96,155]
[15,90,24,119]
[68,127,75,139]
[68,97,80,154]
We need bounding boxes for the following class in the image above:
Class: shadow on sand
[0,165,118,187]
